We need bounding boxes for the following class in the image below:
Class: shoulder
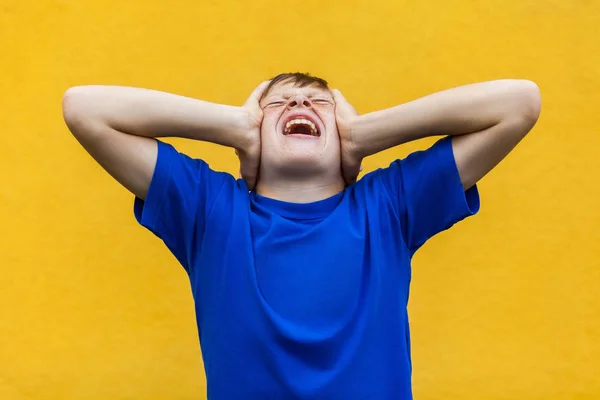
[158,140,239,188]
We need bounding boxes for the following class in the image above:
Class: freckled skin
[258,82,342,179]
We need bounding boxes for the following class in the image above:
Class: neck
[255,174,345,203]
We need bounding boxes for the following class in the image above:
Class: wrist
[232,108,258,152]
[195,104,252,150]
[343,115,369,159]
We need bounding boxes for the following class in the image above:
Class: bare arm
[343,79,541,189]
[62,86,254,199]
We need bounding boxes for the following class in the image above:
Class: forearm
[351,79,540,158]
[62,85,250,149]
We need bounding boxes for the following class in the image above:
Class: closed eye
[266,101,285,107]
[313,99,333,105]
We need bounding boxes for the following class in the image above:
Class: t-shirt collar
[250,191,344,220]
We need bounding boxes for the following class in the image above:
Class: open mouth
[282,117,321,137]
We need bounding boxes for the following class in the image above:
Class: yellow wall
[1,0,598,398]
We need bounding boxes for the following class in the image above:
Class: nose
[286,94,312,109]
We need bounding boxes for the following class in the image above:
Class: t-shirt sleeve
[133,140,229,273]
[380,137,480,254]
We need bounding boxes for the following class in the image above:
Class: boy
[63,73,541,399]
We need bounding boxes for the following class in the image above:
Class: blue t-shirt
[134,137,480,399]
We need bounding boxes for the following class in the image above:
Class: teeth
[284,118,319,136]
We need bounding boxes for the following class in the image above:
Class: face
[259,81,341,179]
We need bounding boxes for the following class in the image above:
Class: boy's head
[258,72,342,183]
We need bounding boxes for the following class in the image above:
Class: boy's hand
[332,89,363,185]
[236,81,270,190]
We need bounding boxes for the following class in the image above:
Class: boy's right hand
[236,81,270,190]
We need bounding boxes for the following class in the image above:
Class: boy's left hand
[332,89,363,185]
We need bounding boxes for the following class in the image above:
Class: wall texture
[1,0,598,398]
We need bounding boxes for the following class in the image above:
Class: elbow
[62,86,87,125]
[62,87,85,132]
[510,80,542,130]
[62,86,102,136]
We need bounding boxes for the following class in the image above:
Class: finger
[239,167,257,189]
[344,174,358,186]
[247,177,256,191]
[331,88,343,100]
[342,164,362,186]
[243,173,257,191]
[244,80,271,108]
[332,89,359,117]
[332,89,350,104]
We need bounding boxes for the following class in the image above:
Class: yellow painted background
[1,0,598,398]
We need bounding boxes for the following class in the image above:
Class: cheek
[315,106,336,127]
[261,111,277,129]
[320,112,338,136]
[328,124,340,143]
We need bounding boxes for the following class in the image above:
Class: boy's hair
[262,72,329,100]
